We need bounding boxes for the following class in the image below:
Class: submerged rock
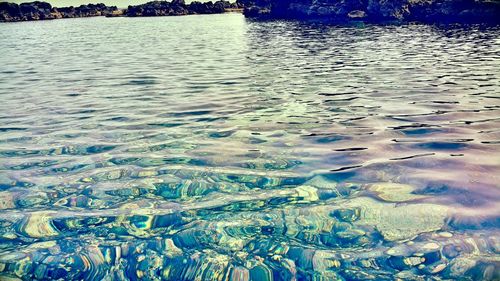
[0,193,497,280]
[17,211,60,238]
[368,182,427,202]
[346,197,448,241]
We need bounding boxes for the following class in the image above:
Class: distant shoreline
[0,0,244,22]
[2,0,499,24]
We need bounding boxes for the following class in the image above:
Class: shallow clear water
[0,14,499,280]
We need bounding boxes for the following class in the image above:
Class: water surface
[0,14,499,280]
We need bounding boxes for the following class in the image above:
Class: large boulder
[0,2,21,21]
[19,1,53,20]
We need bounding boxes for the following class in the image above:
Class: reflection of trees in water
[245,20,499,57]
[243,21,500,97]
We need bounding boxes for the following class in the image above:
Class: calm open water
[0,13,499,281]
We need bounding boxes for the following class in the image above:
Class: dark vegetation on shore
[0,0,499,23]
[241,0,500,23]
[0,0,244,22]
[126,0,243,17]
[0,2,119,21]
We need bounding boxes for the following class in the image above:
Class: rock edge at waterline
[240,0,500,24]
[0,0,245,22]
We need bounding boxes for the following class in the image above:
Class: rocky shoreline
[241,0,500,24]
[0,0,244,22]
[0,2,119,21]
[125,0,243,17]
[1,0,499,23]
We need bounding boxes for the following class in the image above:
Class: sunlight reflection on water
[0,14,499,280]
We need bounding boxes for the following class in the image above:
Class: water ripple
[0,14,499,281]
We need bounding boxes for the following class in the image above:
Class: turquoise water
[0,14,499,280]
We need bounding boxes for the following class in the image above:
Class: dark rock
[0,1,118,22]
[124,0,238,17]
[0,1,57,21]
[0,0,244,22]
[126,1,187,17]
[19,1,53,21]
[243,0,500,24]
[244,5,271,17]
[407,0,500,23]
[59,3,118,18]
[0,2,21,21]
